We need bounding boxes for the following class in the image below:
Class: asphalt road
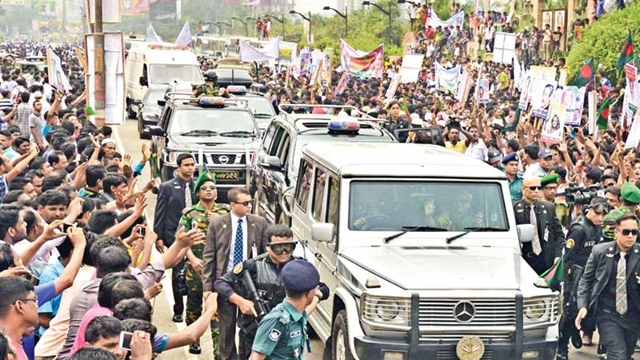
[113,117,606,360]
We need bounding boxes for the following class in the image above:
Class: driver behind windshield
[351,184,400,230]
[436,190,484,231]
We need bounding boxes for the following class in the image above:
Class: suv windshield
[170,109,257,135]
[245,97,276,117]
[348,181,509,232]
[150,65,203,84]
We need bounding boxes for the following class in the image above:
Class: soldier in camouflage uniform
[178,171,230,355]
[602,182,640,242]
[192,69,228,99]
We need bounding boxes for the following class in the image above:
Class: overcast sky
[292,0,339,14]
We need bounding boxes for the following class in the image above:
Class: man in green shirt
[250,260,323,360]
[602,181,640,242]
[178,171,230,355]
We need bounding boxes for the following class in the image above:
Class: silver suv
[292,142,559,360]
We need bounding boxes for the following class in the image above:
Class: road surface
[113,117,609,360]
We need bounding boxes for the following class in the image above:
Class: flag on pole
[339,39,384,78]
[597,97,611,130]
[145,23,161,43]
[175,22,192,46]
[573,58,595,87]
[616,30,635,71]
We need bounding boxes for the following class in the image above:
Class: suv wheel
[332,310,355,360]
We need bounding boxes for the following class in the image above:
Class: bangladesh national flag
[597,97,611,130]
[616,31,635,71]
[536,257,563,290]
[573,58,595,87]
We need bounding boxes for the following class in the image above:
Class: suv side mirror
[147,126,165,137]
[312,223,334,243]
[140,76,148,87]
[517,224,535,243]
[157,99,166,107]
[259,155,282,171]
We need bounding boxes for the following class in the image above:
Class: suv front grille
[436,349,494,360]
[199,153,247,165]
[420,332,512,343]
[419,299,516,328]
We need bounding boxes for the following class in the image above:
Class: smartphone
[22,272,39,286]
[138,227,146,237]
[119,331,134,350]
[61,223,73,233]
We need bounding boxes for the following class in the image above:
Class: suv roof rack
[276,104,379,125]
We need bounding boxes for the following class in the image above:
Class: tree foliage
[567,1,640,82]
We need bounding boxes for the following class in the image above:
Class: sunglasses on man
[267,242,296,255]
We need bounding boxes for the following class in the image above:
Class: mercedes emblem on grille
[219,155,230,164]
[453,301,476,323]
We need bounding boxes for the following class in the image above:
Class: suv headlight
[523,296,560,327]
[361,294,410,330]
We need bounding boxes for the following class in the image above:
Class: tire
[127,101,137,119]
[332,310,355,360]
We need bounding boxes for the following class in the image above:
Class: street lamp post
[289,10,311,44]
[214,21,232,35]
[323,6,348,38]
[362,1,391,44]
[246,17,258,37]
[396,0,419,5]
[267,14,285,41]
[232,17,248,36]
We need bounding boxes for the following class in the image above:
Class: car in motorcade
[291,142,559,360]
[125,41,204,119]
[250,104,396,226]
[213,68,253,88]
[226,85,276,132]
[135,82,192,138]
[148,96,261,202]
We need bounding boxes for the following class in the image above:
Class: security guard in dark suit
[250,260,324,360]
[153,153,196,322]
[576,213,640,360]
[214,225,329,360]
[557,197,608,359]
[514,176,564,275]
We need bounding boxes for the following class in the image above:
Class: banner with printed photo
[626,110,640,149]
[434,62,460,93]
[335,72,350,96]
[567,87,586,126]
[477,78,490,104]
[339,39,384,78]
[455,68,471,103]
[624,64,640,113]
[531,80,557,120]
[47,49,71,91]
[323,48,333,84]
[426,10,465,29]
[299,51,311,76]
[518,71,533,110]
[557,86,581,126]
[123,0,149,15]
[541,103,566,144]
[385,74,402,99]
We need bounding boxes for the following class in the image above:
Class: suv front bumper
[354,294,557,360]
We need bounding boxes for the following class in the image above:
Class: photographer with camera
[602,182,640,242]
[557,197,608,359]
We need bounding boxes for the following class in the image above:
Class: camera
[565,183,601,205]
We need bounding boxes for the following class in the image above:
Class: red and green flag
[616,31,635,71]
[597,97,611,130]
[536,257,563,289]
[573,58,595,87]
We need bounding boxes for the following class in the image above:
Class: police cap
[282,260,319,293]
[502,152,519,165]
[540,173,559,187]
[621,182,640,204]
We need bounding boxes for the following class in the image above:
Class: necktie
[530,206,542,256]
[185,181,192,208]
[233,219,244,267]
[616,252,628,315]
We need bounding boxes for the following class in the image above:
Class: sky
[293,0,339,14]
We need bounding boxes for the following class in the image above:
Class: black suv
[227,86,277,133]
[149,96,261,202]
[250,104,396,225]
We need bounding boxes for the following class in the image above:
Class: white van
[125,42,204,118]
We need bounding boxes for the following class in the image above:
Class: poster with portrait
[560,86,581,126]
[542,11,553,30]
[477,78,490,104]
[541,103,566,144]
[531,80,557,119]
[518,72,533,110]
[554,10,565,32]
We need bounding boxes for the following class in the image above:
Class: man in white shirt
[463,125,489,162]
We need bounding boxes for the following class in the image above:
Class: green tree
[567,1,640,83]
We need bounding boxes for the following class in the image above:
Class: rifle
[241,269,270,321]
[558,265,584,335]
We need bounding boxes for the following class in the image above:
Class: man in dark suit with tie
[576,214,640,360]
[154,153,196,322]
[202,187,269,360]
[514,176,563,275]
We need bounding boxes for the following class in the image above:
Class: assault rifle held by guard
[558,265,584,344]
[241,269,270,321]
